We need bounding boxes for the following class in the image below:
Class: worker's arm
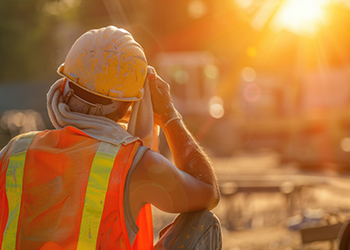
[129,72,220,219]
[149,73,220,206]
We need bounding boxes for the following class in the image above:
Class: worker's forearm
[162,118,220,208]
[148,71,220,208]
[163,119,210,175]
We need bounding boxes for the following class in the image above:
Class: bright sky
[238,0,333,35]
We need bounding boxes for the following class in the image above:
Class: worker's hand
[148,72,179,128]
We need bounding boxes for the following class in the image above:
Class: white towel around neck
[46,66,159,150]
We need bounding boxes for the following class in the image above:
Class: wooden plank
[300,223,343,243]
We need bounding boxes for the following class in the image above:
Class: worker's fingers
[148,73,177,126]
[149,74,170,95]
[149,74,171,102]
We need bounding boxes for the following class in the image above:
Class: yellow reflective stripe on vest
[77,142,121,250]
[2,132,38,250]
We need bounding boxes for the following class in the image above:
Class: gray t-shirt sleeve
[123,146,149,246]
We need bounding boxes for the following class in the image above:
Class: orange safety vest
[0,126,153,250]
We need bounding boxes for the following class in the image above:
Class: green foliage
[0,0,77,82]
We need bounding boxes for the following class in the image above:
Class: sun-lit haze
[2,1,350,248]
[273,0,328,35]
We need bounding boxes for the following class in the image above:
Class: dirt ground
[152,150,350,250]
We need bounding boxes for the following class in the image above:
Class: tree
[0,0,59,82]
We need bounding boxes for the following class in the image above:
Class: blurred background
[2,0,350,249]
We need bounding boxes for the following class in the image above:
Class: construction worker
[0,26,221,249]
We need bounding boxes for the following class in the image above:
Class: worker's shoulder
[138,148,173,168]
[133,148,177,179]
[0,131,36,163]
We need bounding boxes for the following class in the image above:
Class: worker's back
[0,126,153,250]
[1,25,222,250]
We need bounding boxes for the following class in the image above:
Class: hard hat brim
[57,64,144,102]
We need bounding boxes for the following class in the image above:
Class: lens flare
[242,67,256,82]
[204,64,219,79]
[210,104,225,119]
[188,0,207,19]
[243,82,261,103]
[209,96,225,119]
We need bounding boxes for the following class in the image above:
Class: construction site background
[1,0,350,248]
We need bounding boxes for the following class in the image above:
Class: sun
[273,0,328,35]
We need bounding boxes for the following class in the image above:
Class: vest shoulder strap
[2,132,38,250]
[76,141,121,250]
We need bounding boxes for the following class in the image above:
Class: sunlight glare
[273,0,327,35]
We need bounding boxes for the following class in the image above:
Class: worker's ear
[122,103,133,121]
